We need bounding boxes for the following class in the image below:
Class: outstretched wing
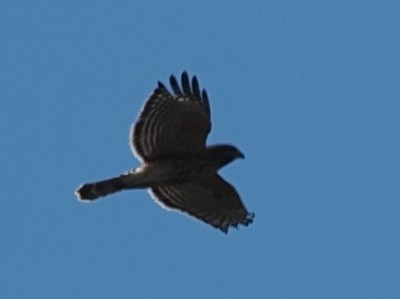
[150,175,254,233]
[132,71,211,162]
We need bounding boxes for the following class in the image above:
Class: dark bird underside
[76,72,254,233]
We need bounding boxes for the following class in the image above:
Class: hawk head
[207,144,245,169]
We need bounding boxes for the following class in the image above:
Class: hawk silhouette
[75,72,254,233]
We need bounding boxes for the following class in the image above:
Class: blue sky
[1,1,399,298]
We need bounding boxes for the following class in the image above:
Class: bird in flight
[75,71,254,233]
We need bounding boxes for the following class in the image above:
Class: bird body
[77,145,240,198]
[76,72,254,233]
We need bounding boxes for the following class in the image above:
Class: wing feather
[131,72,211,162]
[149,175,254,233]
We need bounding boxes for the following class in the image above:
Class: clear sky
[1,1,399,298]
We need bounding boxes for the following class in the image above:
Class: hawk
[75,71,254,233]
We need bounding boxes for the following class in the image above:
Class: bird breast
[133,156,217,185]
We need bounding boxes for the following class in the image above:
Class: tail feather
[76,175,135,201]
